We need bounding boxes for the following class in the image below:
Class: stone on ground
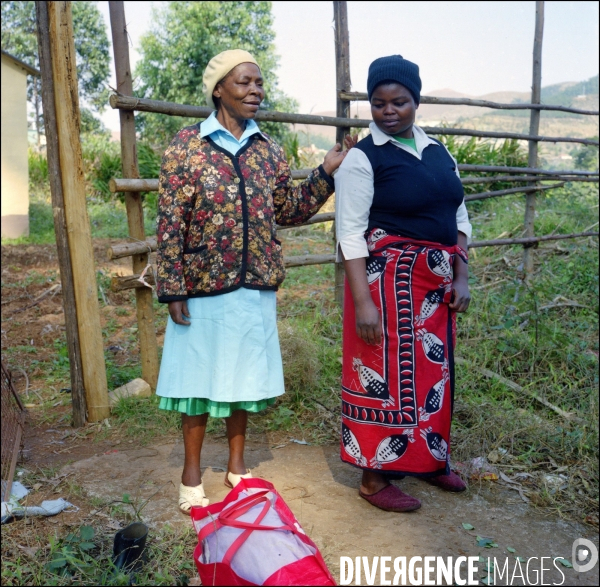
[108,378,151,406]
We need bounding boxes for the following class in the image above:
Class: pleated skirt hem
[158,396,278,418]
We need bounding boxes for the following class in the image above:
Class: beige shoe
[224,470,252,489]
[179,482,209,514]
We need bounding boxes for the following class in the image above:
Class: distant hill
[540,75,598,105]
[497,75,599,118]
[293,75,599,146]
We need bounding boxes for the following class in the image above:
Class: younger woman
[336,54,472,512]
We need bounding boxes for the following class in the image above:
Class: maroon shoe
[359,484,421,512]
[425,471,467,492]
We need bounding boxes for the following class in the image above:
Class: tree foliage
[1,1,111,141]
[134,1,297,148]
[574,138,599,171]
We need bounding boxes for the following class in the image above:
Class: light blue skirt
[156,289,285,403]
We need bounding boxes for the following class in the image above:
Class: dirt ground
[3,242,600,585]
[35,432,599,586]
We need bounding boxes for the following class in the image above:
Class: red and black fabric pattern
[340,229,468,476]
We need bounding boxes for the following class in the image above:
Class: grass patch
[1,191,157,246]
[1,521,197,586]
[109,395,180,444]
[1,160,598,529]
[270,182,599,522]
[0,145,598,587]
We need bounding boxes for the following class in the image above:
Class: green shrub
[278,320,321,408]
[91,151,122,200]
[438,134,528,195]
[28,149,49,187]
[137,142,161,179]
[80,136,162,210]
[574,138,599,171]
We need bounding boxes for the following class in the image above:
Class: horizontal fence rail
[460,174,598,185]
[468,230,599,248]
[108,84,598,292]
[457,165,597,175]
[109,230,598,292]
[107,212,337,260]
[464,182,564,202]
[109,169,598,194]
[110,95,599,146]
[109,178,568,206]
[107,216,597,262]
[338,91,600,116]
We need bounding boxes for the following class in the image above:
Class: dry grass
[278,319,321,403]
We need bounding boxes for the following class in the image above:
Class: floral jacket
[156,124,334,302]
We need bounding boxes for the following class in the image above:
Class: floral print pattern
[156,124,334,302]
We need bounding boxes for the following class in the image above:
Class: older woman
[335,55,472,512]
[156,49,353,513]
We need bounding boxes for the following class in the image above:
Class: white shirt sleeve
[442,143,473,240]
[335,148,374,262]
[456,200,472,239]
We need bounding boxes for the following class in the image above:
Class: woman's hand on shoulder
[322,134,358,176]
[168,300,191,325]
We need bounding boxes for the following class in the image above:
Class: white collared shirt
[335,123,472,261]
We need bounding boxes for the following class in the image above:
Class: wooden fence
[35,1,598,425]
[105,0,598,394]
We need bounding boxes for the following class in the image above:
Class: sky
[96,1,599,131]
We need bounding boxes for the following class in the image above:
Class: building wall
[1,55,29,238]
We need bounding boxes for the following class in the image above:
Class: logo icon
[572,538,598,573]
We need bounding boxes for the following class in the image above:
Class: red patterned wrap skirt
[340,229,468,476]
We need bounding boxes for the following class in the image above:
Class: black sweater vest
[356,135,464,246]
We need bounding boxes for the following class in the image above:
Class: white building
[1,51,40,238]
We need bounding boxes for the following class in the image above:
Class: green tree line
[2,1,295,149]
[1,0,111,142]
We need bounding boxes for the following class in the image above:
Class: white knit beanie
[202,49,260,109]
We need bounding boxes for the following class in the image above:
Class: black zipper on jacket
[205,136,264,288]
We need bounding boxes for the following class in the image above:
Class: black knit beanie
[367,55,421,104]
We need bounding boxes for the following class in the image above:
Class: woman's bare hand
[344,134,358,150]
[168,300,191,325]
[322,134,358,176]
[355,298,382,345]
[449,276,471,313]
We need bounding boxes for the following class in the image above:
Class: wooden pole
[458,165,596,175]
[109,177,575,201]
[333,0,351,306]
[464,182,564,202]
[108,169,597,194]
[35,1,87,427]
[338,91,599,116]
[109,1,159,390]
[111,230,599,292]
[45,1,109,421]
[468,231,599,249]
[109,95,599,146]
[523,1,544,276]
[460,175,597,185]
[107,213,338,260]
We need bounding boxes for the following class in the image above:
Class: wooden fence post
[108,1,160,390]
[333,0,351,306]
[523,0,545,276]
[35,1,87,427]
[45,1,110,421]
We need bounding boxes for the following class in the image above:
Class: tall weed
[438,134,528,195]
[28,149,49,186]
